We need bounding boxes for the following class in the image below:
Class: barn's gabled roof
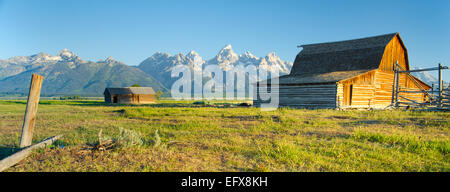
[290,33,398,76]
[258,70,373,85]
[104,87,155,95]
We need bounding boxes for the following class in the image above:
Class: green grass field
[0,100,448,172]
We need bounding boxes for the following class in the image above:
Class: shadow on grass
[0,146,21,160]
[339,120,384,127]
[0,100,27,105]
[53,100,249,108]
[2,100,111,107]
[303,131,351,139]
[40,100,108,106]
[2,100,254,109]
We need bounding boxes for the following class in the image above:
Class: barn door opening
[113,96,118,103]
[343,84,353,106]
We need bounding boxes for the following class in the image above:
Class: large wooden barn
[104,87,156,104]
[254,33,431,109]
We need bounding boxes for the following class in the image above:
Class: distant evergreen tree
[131,84,141,87]
[156,90,163,100]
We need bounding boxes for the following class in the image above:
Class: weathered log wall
[254,84,337,108]
[337,83,376,108]
[106,94,156,104]
[374,71,427,106]
[136,94,156,104]
[336,70,428,109]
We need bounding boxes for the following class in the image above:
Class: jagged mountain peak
[217,44,236,55]
[31,52,50,57]
[95,56,127,66]
[105,56,115,62]
[187,50,199,57]
[241,51,258,59]
[186,51,204,64]
[266,52,278,58]
[4,51,62,65]
[103,56,123,65]
[218,44,235,54]
[222,44,233,50]
[58,48,76,59]
[29,52,60,62]
[174,52,187,61]
[265,52,283,62]
[211,44,239,65]
[152,52,171,58]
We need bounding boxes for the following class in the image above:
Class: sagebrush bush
[114,127,144,147]
[153,130,161,147]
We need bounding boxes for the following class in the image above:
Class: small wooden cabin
[254,33,431,109]
[104,87,156,104]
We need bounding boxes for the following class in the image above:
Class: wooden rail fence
[0,74,62,172]
[393,62,449,110]
[442,86,450,110]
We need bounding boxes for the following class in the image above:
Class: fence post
[395,62,400,108]
[438,63,443,108]
[391,62,398,105]
[431,83,434,99]
[19,74,44,148]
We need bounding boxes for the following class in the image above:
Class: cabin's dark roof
[290,33,398,76]
[104,87,155,95]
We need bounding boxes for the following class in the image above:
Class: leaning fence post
[19,74,44,148]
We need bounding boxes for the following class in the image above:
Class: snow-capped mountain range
[0,49,105,80]
[0,49,166,95]
[205,44,292,73]
[138,44,293,88]
[0,45,293,96]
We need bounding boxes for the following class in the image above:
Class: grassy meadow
[0,99,448,172]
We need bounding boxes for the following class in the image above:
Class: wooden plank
[279,104,336,107]
[0,135,62,172]
[399,91,431,93]
[398,66,448,73]
[259,84,336,88]
[397,102,430,106]
[19,74,44,148]
[398,96,422,104]
[256,83,338,108]
[279,98,336,103]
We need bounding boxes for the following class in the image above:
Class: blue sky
[0,0,448,80]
